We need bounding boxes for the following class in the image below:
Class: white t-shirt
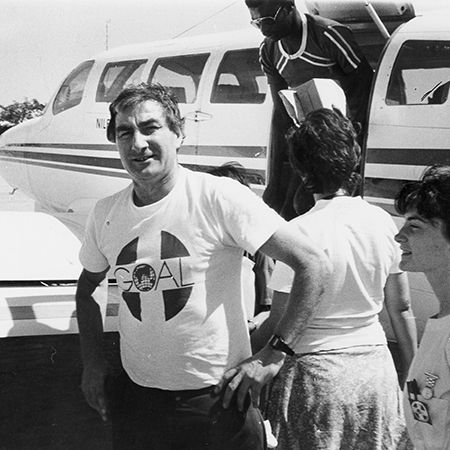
[403,314,450,450]
[270,196,401,353]
[80,167,284,390]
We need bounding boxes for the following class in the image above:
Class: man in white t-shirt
[76,83,329,449]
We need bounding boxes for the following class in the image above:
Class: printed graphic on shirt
[114,231,194,322]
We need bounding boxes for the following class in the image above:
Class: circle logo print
[115,231,194,322]
[132,264,156,291]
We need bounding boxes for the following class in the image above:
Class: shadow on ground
[0,332,121,450]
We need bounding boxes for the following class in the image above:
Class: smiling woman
[395,212,448,274]
[394,164,450,449]
[395,165,450,276]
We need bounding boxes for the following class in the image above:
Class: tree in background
[0,98,46,134]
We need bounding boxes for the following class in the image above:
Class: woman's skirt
[266,344,412,449]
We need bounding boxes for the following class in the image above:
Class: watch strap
[269,334,295,356]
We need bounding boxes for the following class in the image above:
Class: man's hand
[215,345,286,411]
[81,361,109,422]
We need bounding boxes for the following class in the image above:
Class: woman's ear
[431,217,447,235]
[353,121,362,136]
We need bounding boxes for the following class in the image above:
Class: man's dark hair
[208,162,250,187]
[107,83,185,143]
[395,165,450,240]
[287,108,361,194]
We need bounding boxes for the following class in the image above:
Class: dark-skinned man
[245,0,373,218]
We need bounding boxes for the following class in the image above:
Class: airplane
[0,0,449,341]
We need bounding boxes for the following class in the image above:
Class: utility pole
[105,19,111,50]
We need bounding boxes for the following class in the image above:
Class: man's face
[248,1,293,40]
[115,100,182,186]
[395,209,450,273]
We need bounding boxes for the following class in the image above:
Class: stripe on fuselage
[366,147,450,166]
[0,143,267,182]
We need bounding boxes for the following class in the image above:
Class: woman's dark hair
[208,162,250,187]
[107,83,185,143]
[287,108,361,194]
[395,164,450,240]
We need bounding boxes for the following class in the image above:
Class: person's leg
[170,387,212,449]
[209,392,266,450]
[108,376,266,450]
[172,388,266,450]
[107,372,172,450]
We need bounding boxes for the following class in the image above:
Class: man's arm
[216,222,330,410]
[76,267,109,421]
[384,272,417,386]
[323,24,373,127]
[250,289,287,354]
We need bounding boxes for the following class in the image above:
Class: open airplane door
[263,0,415,217]
[364,15,450,339]
[365,15,450,213]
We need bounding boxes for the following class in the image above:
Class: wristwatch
[268,335,295,356]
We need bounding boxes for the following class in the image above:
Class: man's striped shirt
[260,12,367,92]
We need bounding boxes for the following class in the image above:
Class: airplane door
[148,53,211,166]
[365,33,450,212]
[364,25,450,342]
[194,48,272,191]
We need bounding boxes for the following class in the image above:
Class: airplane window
[386,40,450,105]
[96,60,147,103]
[53,60,94,115]
[211,49,267,104]
[148,54,209,103]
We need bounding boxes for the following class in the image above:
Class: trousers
[107,371,266,450]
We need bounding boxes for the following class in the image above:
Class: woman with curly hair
[253,108,417,449]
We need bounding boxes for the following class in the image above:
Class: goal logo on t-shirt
[114,231,194,321]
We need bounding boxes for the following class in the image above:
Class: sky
[0,0,249,106]
[1,0,448,106]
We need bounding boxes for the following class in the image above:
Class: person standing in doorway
[245,0,373,218]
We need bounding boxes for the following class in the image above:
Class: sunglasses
[250,5,287,29]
